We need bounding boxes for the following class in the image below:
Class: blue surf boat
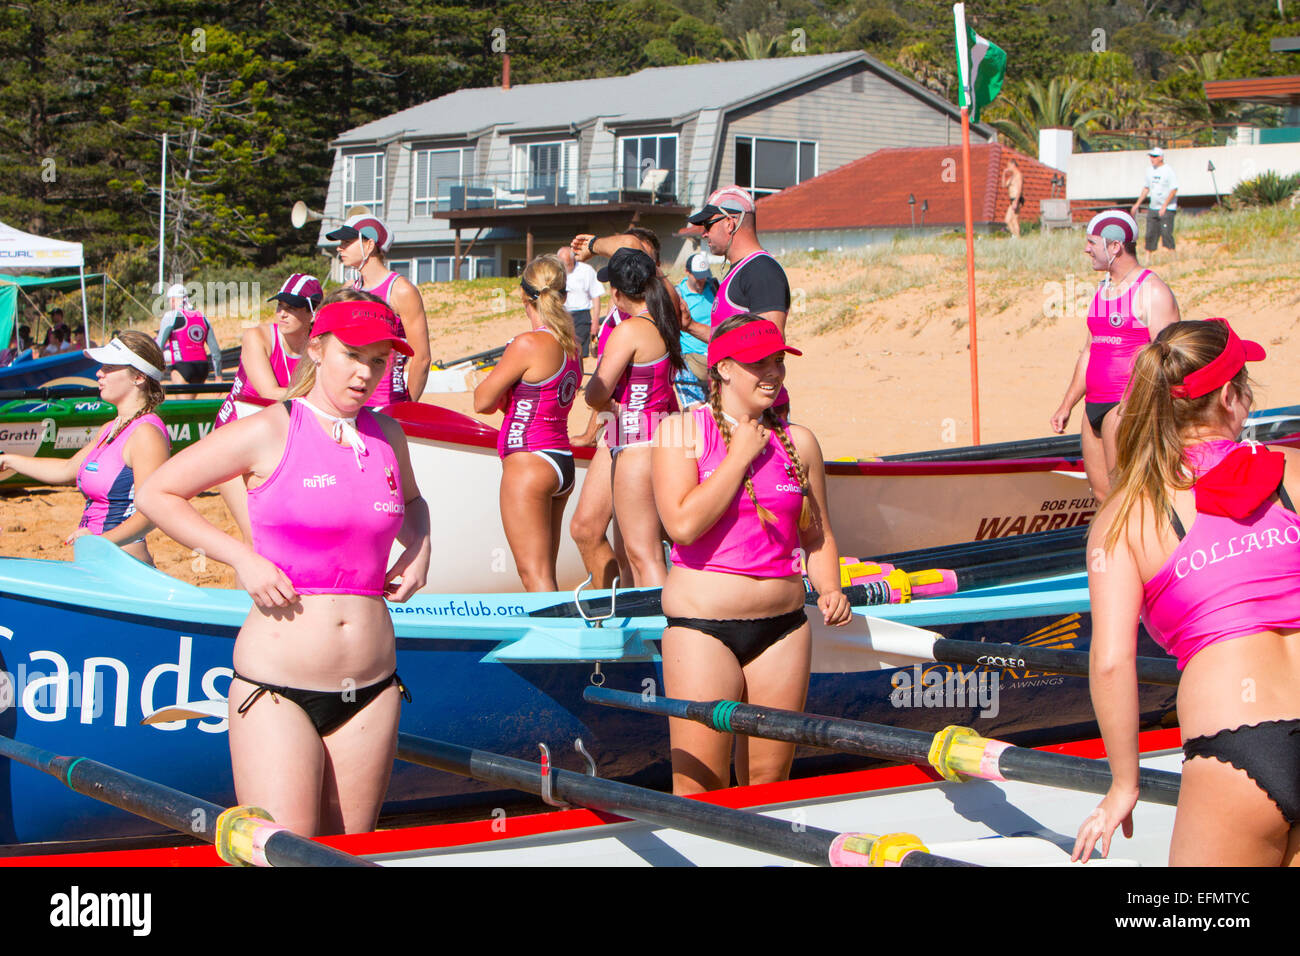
[0,537,1176,845]
[0,351,97,392]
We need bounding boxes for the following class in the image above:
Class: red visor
[1170,318,1264,400]
[707,320,802,367]
[312,301,413,356]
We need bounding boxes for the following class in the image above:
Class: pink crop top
[1085,270,1152,403]
[77,414,170,535]
[497,333,581,457]
[1140,440,1300,669]
[670,406,805,578]
[247,399,405,595]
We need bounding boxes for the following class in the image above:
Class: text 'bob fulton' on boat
[890,665,1000,718]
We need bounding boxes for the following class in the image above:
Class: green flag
[953,5,1006,124]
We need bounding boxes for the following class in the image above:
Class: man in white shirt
[557,246,603,360]
[1131,147,1178,254]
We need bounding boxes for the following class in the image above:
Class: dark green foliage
[1232,170,1300,207]
[0,0,1295,280]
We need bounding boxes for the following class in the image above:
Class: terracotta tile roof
[754,143,1065,231]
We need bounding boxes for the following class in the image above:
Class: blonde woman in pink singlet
[1074,319,1300,866]
[474,256,582,592]
[652,314,851,795]
[139,299,432,837]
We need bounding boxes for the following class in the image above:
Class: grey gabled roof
[333,52,878,146]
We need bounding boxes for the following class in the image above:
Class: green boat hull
[0,398,223,487]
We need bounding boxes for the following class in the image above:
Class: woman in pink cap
[1074,319,1300,866]
[212,273,322,541]
[1050,209,1180,499]
[652,313,851,794]
[140,299,432,837]
[0,331,171,565]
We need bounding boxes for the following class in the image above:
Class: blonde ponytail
[522,256,579,359]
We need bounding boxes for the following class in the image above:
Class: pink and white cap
[687,185,756,224]
[326,213,393,253]
[268,273,324,311]
[1087,209,1137,244]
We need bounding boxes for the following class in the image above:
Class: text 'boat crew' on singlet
[354,271,410,406]
[77,414,171,535]
[671,405,804,578]
[1085,269,1153,404]
[247,399,405,595]
[497,332,581,457]
[1141,439,1300,669]
[214,324,300,429]
[609,313,678,450]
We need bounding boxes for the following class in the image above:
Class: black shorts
[169,361,209,385]
[569,309,592,359]
[1085,401,1119,436]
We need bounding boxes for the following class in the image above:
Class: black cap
[597,247,656,296]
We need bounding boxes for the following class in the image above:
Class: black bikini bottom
[1085,400,1119,435]
[1183,719,1300,825]
[665,608,808,667]
[233,670,410,737]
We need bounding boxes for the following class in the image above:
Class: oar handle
[931,637,1180,686]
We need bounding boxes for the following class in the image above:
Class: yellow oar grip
[215,805,286,867]
[928,725,995,782]
[829,831,930,866]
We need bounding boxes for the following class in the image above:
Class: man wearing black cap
[687,185,790,334]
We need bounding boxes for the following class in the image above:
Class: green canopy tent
[0,273,108,351]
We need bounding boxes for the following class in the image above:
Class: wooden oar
[0,734,373,867]
[395,733,977,867]
[583,687,1181,806]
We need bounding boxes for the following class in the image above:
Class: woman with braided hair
[1073,319,1300,865]
[475,255,582,591]
[652,313,851,794]
[0,331,171,565]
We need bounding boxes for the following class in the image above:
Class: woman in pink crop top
[139,300,432,838]
[652,314,851,795]
[1074,319,1300,866]
[474,255,582,591]
[1050,210,1180,500]
[213,272,320,542]
[0,331,171,565]
[584,247,682,587]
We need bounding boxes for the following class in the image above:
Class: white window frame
[412,147,475,217]
[617,133,678,191]
[735,136,817,197]
[344,151,386,217]
[511,140,576,194]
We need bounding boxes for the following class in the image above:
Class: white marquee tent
[0,219,91,342]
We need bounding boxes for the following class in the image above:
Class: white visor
[84,338,164,381]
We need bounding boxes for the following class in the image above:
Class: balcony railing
[414,166,694,216]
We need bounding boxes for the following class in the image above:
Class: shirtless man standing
[1003,159,1024,238]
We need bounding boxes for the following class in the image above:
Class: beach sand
[4,222,1297,588]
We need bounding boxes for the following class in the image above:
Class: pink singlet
[608,314,678,450]
[213,324,299,429]
[1141,440,1300,669]
[246,400,405,595]
[165,310,212,364]
[76,414,170,535]
[1085,270,1153,403]
[497,333,581,457]
[354,272,410,406]
[595,305,629,359]
[712,251,791,410]
[671,406,804,577]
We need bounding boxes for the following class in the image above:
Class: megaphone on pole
[290,202,374,229]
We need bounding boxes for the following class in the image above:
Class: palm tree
[721,29,781,60]
[987,78,1113,154]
